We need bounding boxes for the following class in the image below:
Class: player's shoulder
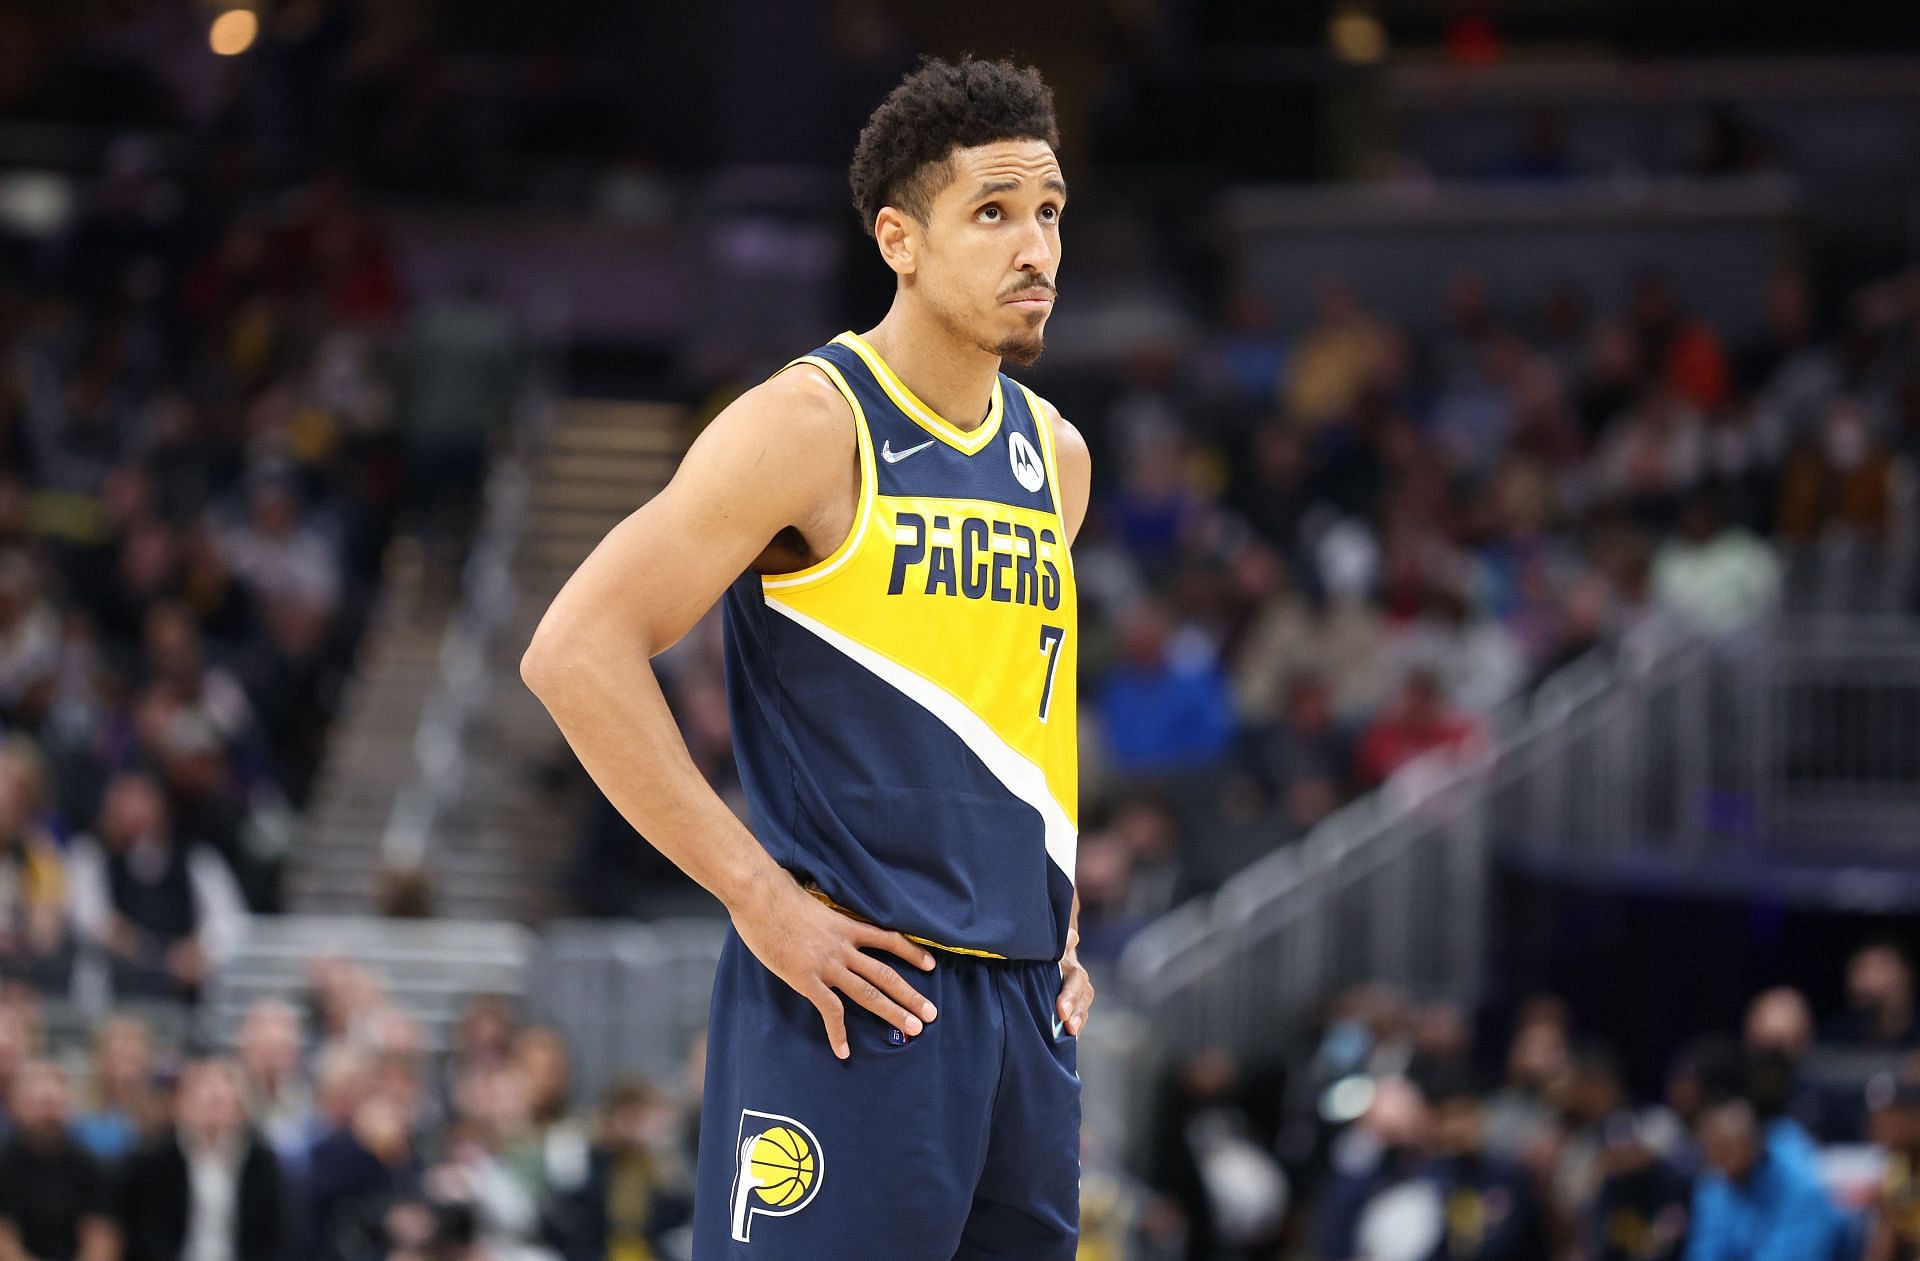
[664,356,857,519]
[1022,387,1089,474]
[701,357,857,465]
[733,356,855,434]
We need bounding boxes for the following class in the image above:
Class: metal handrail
[1116,619,1696,1057]
[379,328,562,877]
[1118,614,1920,1062]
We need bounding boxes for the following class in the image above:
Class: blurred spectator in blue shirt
[1098,600,1235,775]
[1685,1097,1848,1261]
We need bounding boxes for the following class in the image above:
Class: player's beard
[993,325,1046,367]
[922,279,1047,368]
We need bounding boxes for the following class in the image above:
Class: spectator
[306,1086,423,1260]
[1105,794,1185,920]
[1246,673,1354,820]
[234,999,310,1157]
[1484,1010,1573,1164]
[1596,390,1706,526]
[1317,1075,1439,1261]
[305,956,385,1046]
[1387,576,1526,716]
[1425,1074,1551,1261]
[0,1060,119,1261]
[1097,600,1236,776]
[1864,1076,1920,1261]
[72,1015,155,1163]
[1231,533,1388,724]
[278,1041,368,1206]
[1777,396,1900,543]
[1578,320,1644,444]
[0,1006,23,1141]
[0,554,60,720]
[1631,272,1732,415]
[1553,1046,1636,1231]
[1824,939,1920,1052]
[118,1058,287,1261]
[1590,1112,1691,1261]
[66,769,246,1000]
[1226,423,1318,560]
[511,1025,593,1212]
[1150,1048,1286,1261]
[1473,458,1581,664]
[1225,544,1323,726]
[0,749,68,991]
[1109,430,1204,579]
[1743,987,1851,1143]
[1352,669,1487,789]
[547,1076,692,1261]
[1650,491,1782,635]
[1066,827,1141,967]
[1204,288,1289,412]
[1285,280,1393,430]
[438,1062,547,1252]
[139,602,255,759]
[443,994,519,1105]
[214,467,342,620]
[1407,1002,1477,1096]
[1741,269,1840,446]
[1525,573,1612,694]
[1684,1096,1847,1261]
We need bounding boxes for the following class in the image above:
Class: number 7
[1037,624,1065,722]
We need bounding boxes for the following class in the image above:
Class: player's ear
[874,207,917,278]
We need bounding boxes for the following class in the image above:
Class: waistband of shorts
[797,879,1012,961]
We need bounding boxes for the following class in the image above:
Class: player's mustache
[1004,280,1057,300]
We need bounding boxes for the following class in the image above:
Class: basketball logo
[1009,431,1046,493]
[729,1109,825,1242]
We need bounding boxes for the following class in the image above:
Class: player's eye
[978,204,1002,222]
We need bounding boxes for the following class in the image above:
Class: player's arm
[1047,405,1096,1036]
[521,364,938,1059]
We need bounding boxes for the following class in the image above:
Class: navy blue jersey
[719,330,1079,961]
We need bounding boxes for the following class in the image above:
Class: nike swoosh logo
[881,437,936,463]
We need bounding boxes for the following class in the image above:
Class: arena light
[209,8,259,57]
[1328,5,1388,65]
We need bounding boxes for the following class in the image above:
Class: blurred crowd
[0,128,510,1000]
[1058,256,1917,952]
[0,961,700,1261]
[1140,936,1920,1261]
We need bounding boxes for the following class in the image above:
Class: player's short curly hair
[848,55,1059,238]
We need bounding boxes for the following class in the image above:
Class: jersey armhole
[1019,382,1077,562]
[759,356,876,593]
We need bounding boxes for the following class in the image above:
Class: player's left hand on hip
[1056,949,1094,1036]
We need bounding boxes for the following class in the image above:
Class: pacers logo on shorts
[729,1108,824,1243]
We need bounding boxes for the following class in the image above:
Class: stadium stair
[292,399,691,922]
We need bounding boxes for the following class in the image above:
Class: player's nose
[1012,222,1055,274]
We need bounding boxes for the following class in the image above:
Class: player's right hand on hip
[731,868,938,1059]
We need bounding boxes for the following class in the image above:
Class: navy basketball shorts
[692,923,1081,1259]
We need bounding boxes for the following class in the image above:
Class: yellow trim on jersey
[761,356,877,593]
[1018,383,1078,587]
[1017,383,1067,519]
[800,882,1009,959]
[833,331,1005,456]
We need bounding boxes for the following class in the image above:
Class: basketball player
[522,56,1091,1257]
